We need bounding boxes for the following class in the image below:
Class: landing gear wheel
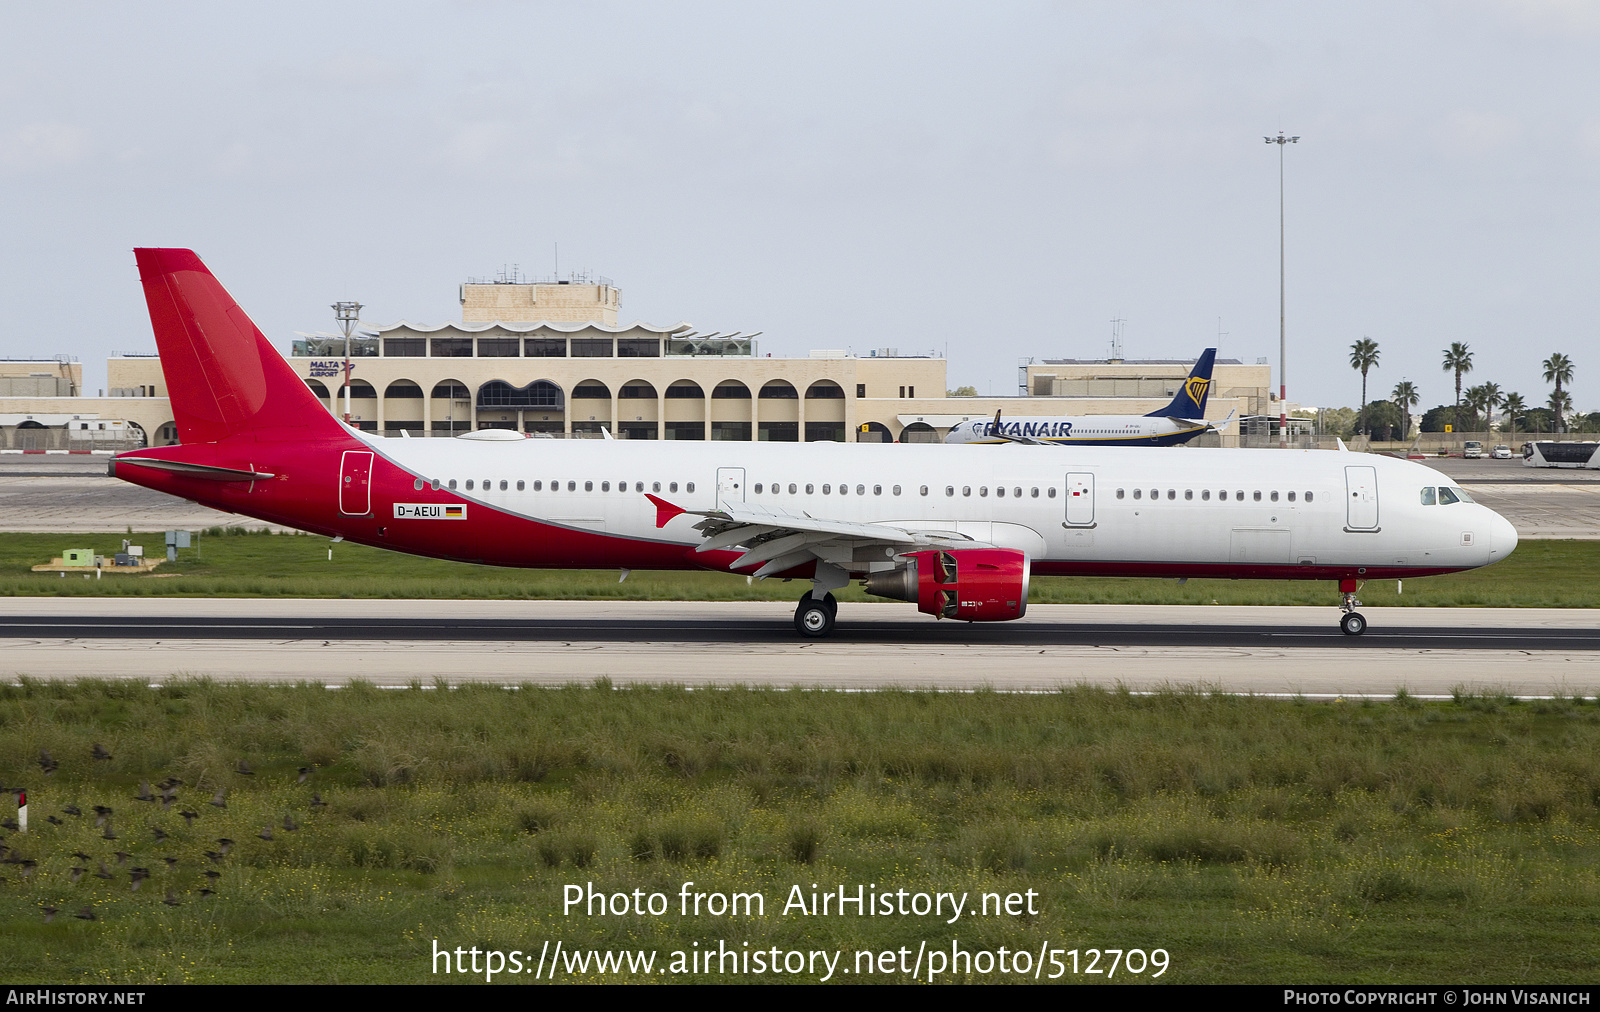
[795,595,837,638]
[1340,612,1367,637]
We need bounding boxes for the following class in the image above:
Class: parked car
[1463,440,1484,458]
[1492,444,1512,459]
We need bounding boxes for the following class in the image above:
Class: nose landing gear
[794,592,838,638]
[1338,578,1366,636]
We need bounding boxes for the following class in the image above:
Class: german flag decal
[394,504,468,520]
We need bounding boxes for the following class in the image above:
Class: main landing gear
[1338,579,1367,636]
[794,592,838,638]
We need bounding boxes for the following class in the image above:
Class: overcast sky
[2,1,1595,412]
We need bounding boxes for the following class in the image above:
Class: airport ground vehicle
[1492,445,1512,459]
[110,249,1518,637]
[1464,441,1483,459]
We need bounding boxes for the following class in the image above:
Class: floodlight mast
[332,301,363,425]
[1265,131,1298,449]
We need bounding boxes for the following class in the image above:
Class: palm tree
[1349,337,1380,436]
[1549,389,1574,434]
[1442,342,1473,435]
[1391,380,1419,440]
[1502,392,1525,438]
[1475,381,1502,436]
[1543,352,1574,431]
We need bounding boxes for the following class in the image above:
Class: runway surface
[5,599,1598,695]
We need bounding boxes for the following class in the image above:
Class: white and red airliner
[111,249,1518,637]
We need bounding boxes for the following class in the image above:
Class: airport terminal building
[1,273,1263,450]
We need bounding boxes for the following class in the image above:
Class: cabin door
[1344,465,1379,530]
[339,450,374,515]
[1064,472,1095,526]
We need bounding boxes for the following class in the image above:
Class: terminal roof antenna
[1109,316,1125,363]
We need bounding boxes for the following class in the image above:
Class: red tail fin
[134,248,343,444]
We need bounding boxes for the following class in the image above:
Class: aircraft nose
[1489,509,1519,560]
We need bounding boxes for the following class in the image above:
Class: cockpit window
[1450,486,1474,503]
[1437,486,1461,505]
[1420,487,1436,506]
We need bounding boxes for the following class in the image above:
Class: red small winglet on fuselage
[645,494,687,529]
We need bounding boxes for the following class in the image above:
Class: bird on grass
[69,866,85,883]
[151,826,167,842]
[92,805,112,827]
[0,818,17,832]
[91,744,112,762]
[235,760,254,776]
[203,869,220,882]
[74,906,95,921]
[198,888,216,899]
[203,851,224,864]
[63,805,81,817]
[310,793,327,809]
[46,815,63,826]
[283,814,298,832]
[113,851,130,866]
[72,851,92,863]
[179,810,199,825]
[94,862,113,881]
[130,868,149,891]
[257,826,274,842]
[209,789,227,809]
[162,856,179,868]
[42,906,57,922]
[162,890,181,908]
[38,750,58,776]
[19,860,37,880]
[100,826,117,842]
[134,781,155,803]
[216,838,234,855]
[297,767,311,784]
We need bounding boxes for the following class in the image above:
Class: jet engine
[863,548,1030,621]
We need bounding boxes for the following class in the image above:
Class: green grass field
[4,529,1598,607]
[3,681,1599,984]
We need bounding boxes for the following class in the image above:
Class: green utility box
[62,548,94,567]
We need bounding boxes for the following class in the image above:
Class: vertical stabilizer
[1145,348,1217,419]
[134,248,343,443]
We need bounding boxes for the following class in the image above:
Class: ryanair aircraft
[943,348,1235,447]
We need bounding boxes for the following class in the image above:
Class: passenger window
[920,486,929,496]
[857,485,865,495]
[1150,489,1159,500]
[686,482,695,493]
[806,484,814,494]
[516,480,524,491]
[532,480,540,491]
[1047,487,1056,498]
[1132,488,1141,500]
[996,487,1006,498]
[1236,490,1244,500]
[1438,487,1460,505]
[431,479,441,490]
[945,486,954,497]
[1287,491,1295,502]
[583,481,592,491]
[754,484,763,494]
[1184,489,1193,500]
[1305,491,1314,502]
[979,487,988,497]
[1201,489,1210,501]
[669,482,678,493]
[413,478,423,491]
[568,481,577,491]
[1015,487,1022,498]
[1031,488,1039,498]
[1420,487,1436,506]
[963,486,972,497]
[1270,491,1279,502]
[871,485,880,496]
[483,479,490,490]
[1166,489,1176,500]
[892,485,901,496]
[790,484,798,494]
[448,479,457,490]
[840,484,849,496]
[1253,490,1262,502]
[601,481,610,492]
[1217,490,1226,500]
[465,480,474,491]
[1117,488,1125,499]
[823,484,831,494]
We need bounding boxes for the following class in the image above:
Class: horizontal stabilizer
[109,457,275,482]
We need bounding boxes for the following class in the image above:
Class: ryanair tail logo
[1184,376,1210,404]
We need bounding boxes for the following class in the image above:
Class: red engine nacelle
[864,548,1030,621]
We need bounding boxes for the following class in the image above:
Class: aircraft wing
[1166,408,1237,434]
[647,494,986,578]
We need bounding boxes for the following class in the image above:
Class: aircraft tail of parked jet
[1144,347,1216,420]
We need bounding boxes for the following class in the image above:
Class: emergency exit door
[1344,465,1379,530]
[1065,472,1095,526]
